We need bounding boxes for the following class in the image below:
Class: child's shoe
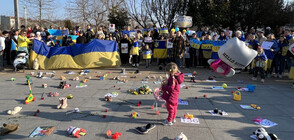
[57,98,63,109]
[172,119,176,123]
[274,74,278,78]
[261,79,265,83]
[61,98,68,109]
[278,75,283,78]
[251,77,257,81]
[132,64,135,67]
[161,120,173,126]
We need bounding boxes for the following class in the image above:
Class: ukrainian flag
[29,39,121,69]
[11,40,17,51]
[189,38,201,49]
[143,50,152,59]
[160,28,169,35]
[289,62,294,79]
[211,41,226,59]
[201,40,213,59]
[153,40,167,58]
[67,35,78,44]
[143,28,151,35]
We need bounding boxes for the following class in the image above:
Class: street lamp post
[24,6,27,27]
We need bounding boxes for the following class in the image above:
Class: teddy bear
[67,126,86,138]
[0,123,19,135]
[174,132,188,140]
[208,37,257,77]
[7,106,22,115]
[104,96,112,102]
[253,127,278,140]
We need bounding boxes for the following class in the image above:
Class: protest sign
[167,38,173,48]
[109,24,115,33]
[144,37,152,43]
[261,41,274,50]
[176,16,192,28]
[121,43,128,54]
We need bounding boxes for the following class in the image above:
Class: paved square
[0,67,293,140]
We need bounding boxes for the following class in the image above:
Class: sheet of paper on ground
[180,117,200,124]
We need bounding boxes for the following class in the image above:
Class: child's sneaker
[261,79,265,83]
[251,77,257,81]
[161,120,173,126]
[278,75,283,78]
[172,119,176,123]
[274,74,278,78]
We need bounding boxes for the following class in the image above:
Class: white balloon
[218,37,257,68]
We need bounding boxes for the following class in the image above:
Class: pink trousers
[166,101,178,122]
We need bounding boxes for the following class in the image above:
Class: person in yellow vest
[17,30,33,54]
[143,44,152,68]
[130,37,139,67]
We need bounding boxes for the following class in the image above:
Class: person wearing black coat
[119,34,132,65]
[76,32,87,44]
[3,31,12,65]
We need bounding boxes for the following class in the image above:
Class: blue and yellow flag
[201,40,213,59]
[143,50,152,59]
[30,39,121,69]
[160,28,169,35]
[211,41,226,59]
[153,40,167,58]
[289,62,294,79]
[189,38,201,49]
[11,40,17,51]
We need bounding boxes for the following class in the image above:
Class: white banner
[176,16,192,28]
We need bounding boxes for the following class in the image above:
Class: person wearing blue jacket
[275,35,289,78]
[252,47,267,83]
[264,34,279,78]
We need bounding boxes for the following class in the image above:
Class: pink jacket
[161,72,185,104]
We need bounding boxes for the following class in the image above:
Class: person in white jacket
[0,31,6,70]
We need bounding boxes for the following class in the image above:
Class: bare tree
[125,0,188,29]
[124,0,149,28]
[66,0,124,31]
[22,0,56,27]
[66,0,92,30]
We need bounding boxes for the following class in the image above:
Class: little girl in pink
[161,62,184,126]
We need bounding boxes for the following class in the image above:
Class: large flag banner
[189,38,201,49]
[30,39,121,69]
[153,40,167,58]
[211,41,226,59]
[48,29,62,36]
[61,30,69,35]
[201,40,214,59]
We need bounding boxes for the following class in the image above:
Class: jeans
[175,57,181,68]
[145,59,151,67]
[274,54,286,75]
[254,67,265,79]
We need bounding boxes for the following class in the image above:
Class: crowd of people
[1,24,294,82]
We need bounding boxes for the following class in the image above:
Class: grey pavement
[0,66,293,140]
